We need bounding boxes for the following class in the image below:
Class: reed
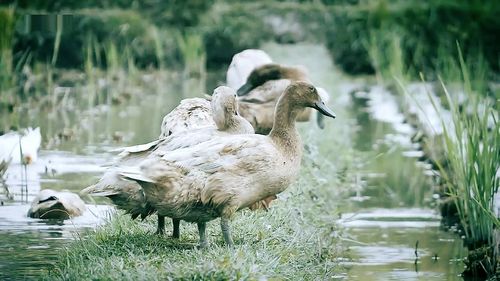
[370,27,499,275]
[175,31,206,77]
[394,44,499,277]
[51,14,63,67]
[0,6,15,95]
[433,77,498,276]
[418,44,499,251]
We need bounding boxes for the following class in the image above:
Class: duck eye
[308,86,315,92]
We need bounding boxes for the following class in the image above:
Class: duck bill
[237,82,253,96]
[312,101,336,119]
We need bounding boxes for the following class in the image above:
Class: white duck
[226,49,273,90]
[83,86,255,237]
[27,189,86,219]
[0,127,41,165]
[121,81,336,247]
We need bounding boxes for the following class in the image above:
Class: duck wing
[159,98,215,138]
[125,134,286,213]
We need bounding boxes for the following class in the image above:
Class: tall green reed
[51,14,63,67]
[0,6,15,96]
[429,46,499,248]
[175,31,206,76]
[395,45,499,276]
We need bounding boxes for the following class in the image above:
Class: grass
[42,148,347,280]
[429,77,499,277]
[176,31,206,77]
[436,79,499,246]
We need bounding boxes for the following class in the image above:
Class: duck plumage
[236,64,331,134]
[226,49,273,90]
[83,86,255,236]
[122,81,336,247]
[27,189,86,219]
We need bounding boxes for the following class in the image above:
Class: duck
[82,86,256,237]
[27,189,86,219]
[236,63,309,96]
[0,127,41,165]
[121,81,336,247]
[236,64,331,134]
[226,49,273,90]
[159,98,214,138]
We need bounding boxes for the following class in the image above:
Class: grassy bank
[43,118,354,279]
[41,43,360,279]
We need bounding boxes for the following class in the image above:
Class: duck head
[284,81,336,119]
[211,86,240,128]
[237,64,307,96]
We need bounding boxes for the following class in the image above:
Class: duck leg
[220,217,234,247]
[197,222,208,248]
[156,215,165,235]
[172,218,180,239]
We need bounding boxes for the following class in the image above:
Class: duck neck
[269,100,302,157]
[222,115,239,133]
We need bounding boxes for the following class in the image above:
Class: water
[0,43,467,280]
[337,81,467,280]
[263,43,467,280]
[0,70,199,279]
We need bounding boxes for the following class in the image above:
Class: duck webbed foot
[197,222,208,248]
[172,218,180,239]
[220,217,234,247]
[155,215,165,235]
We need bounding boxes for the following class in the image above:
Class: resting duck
[236,63,309,96]
[236,64,331,134]
[226,49,273,90]
[121,81,336,247]
[159,98,214,138]
[0,127,41,165]
[83,86,255,237]
[27,189,86,219]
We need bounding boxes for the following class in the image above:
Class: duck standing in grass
[121,81,336,247]
[82,86,255,237]
[236,64,331,134]
[27,189,86,219]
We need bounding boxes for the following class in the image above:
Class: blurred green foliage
[1,0,498,76]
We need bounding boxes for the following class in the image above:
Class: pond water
[0,43,467,280]
[338,94,468,280]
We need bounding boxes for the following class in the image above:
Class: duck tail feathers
[80,184,120,197]
[120,168,155,185]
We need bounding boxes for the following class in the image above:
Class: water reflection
[338,83,466,280]
[0,69,187,279]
